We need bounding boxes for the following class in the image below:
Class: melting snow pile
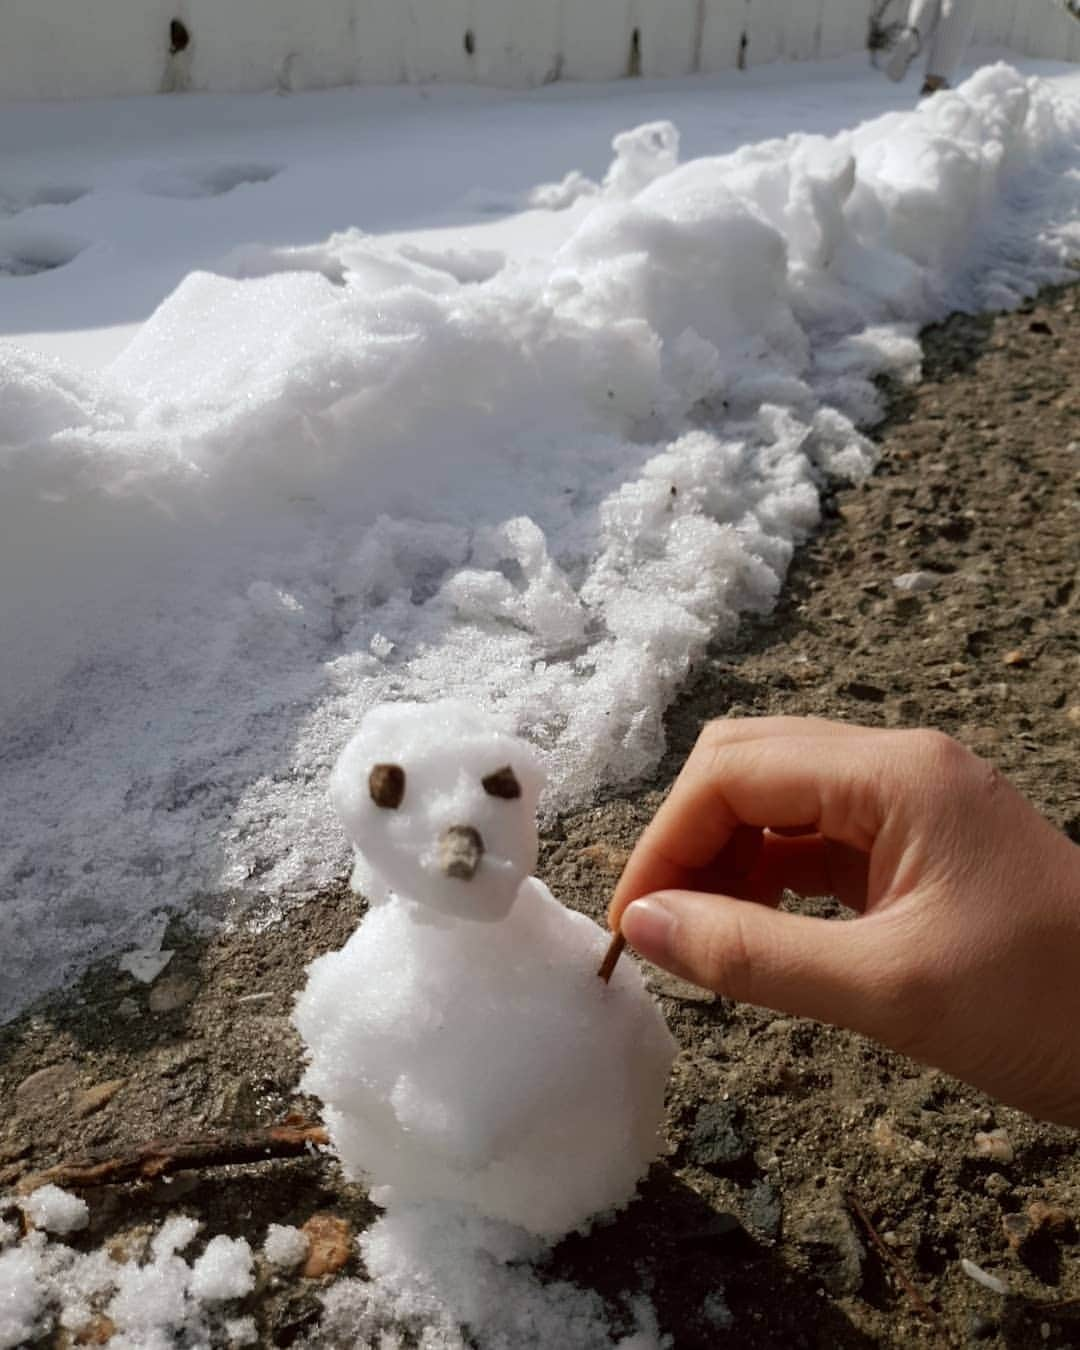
[294,700,676,1342]
[3,64,1080,1019]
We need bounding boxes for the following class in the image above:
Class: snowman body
[294,701,676,1240]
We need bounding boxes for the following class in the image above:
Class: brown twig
[598,931,626,983]
[847,1191,944,1334]
[17,1118,329,1194]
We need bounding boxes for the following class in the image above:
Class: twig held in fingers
[598,931,626,982]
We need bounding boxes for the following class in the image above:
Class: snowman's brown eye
[369,763,405,809]
[482,765,521,799]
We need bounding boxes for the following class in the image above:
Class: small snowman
[294,700,676,1240]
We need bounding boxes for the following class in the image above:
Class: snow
[0,1242,44,1350]
[18,1185,89,1235]
[0,1205,259,1349]
[262,1224,310,1269]
[295,701,676,1238]
[2,57,1080,1033]
[189,1235,256,1303]
[309,1204,668,1349]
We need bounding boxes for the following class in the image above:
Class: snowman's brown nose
[437,825,485,880]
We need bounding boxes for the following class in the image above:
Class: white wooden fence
[1,0,1077,101]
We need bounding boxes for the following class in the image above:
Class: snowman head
[330,700,544,922]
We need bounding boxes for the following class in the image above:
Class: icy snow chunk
[603,121,680,199]
[189,1234,255,1302]
[526,169,600,211]
[118,949,174,984]
[107,1248,192,1337]
[263,1224,310,1270]
[296,702,676,1240]
[19,1185,89,1235]
[118,910,174,985]
[0,1241,46,1349]
[151,1215,201,1259]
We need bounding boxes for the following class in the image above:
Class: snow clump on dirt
[0,1200,260,1350]
[18,1185,89,1235]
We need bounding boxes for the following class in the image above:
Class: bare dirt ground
[2,279,1078,1348]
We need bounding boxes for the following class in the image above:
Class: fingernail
[621,896,676,964]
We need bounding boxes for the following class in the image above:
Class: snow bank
[1,0,1077,99]
[2,65,1080,1021]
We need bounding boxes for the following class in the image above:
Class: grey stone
[746,1179,782,1240]
[688,1100,751,1170]
[15,1060,79,1113]
[148,974,199,1014]
[791,1205,864,1296]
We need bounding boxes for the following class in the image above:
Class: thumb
[621,891,901,1042]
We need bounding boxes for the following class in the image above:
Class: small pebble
[1028,1200,1070,1235]
[974,1128,1014,1164]
[74,1079,126,1119]
[960,1258,1010,1296]
[1001,1212,1030,1250]
[300,1214,352,1278]
[148,974,199,1014]
[745,1179,782,1241]
[893,571,939,594]
[984,1172,1010,1199]
[74,1314,117,1346]
[15,1061,79,1112]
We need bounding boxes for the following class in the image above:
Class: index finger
[608,718,897,929]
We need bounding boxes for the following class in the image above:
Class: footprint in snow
[139,162,281,199]
[0,224,86,277]
[0,183,89,216]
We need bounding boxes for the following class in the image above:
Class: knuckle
[905,727,969,777]
[697,717,734,761]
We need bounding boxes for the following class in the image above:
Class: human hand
[608,718,1080,1125]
